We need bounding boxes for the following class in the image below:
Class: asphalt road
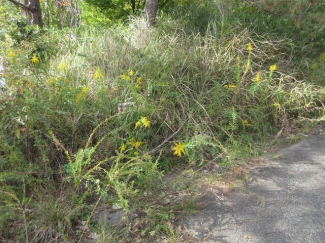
[184,125,325,243]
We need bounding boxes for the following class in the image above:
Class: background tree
[142,0,158,25]
[7,0,43,27]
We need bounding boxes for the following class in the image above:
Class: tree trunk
[7,0,43,27]
[142,0,158,25]
[130,0,136,14]
[24,0,43,27]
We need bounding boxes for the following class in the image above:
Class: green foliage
[234,0,325,59]
[79,0,113,26]
[0,0,324,241]
[83,0,141,22]
[229,106,239,133]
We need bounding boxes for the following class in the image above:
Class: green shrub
[1,0,324,241]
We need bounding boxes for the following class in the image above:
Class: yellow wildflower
[135,121,141,129]
[75,86,88,104]
[81,86,89,94]
[244,120,252,126]
[6,51,17,58]
[273,102,281,108]
[120,144,127,152]
[129,70,135,76]
[31,54,40,64]
[320,52,325,62]
[93,68,104,79]
[135,84,141,90]
[135,117,151,129]
[247,43,253,52]
[140,116,150,128]
[224,84,237,88]
[311,62,318,70]
[269,64,277,71]
[49,78,55,85]
[133,141,143,148]
[134,151,139,156]
[58,60,67,72]
[75,93,83,104]
[120,74,131,81]
[1,72,6,77]
[171,141,185,157]
[136,77,142,85]
[253,72,262,83]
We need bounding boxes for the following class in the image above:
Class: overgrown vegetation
[0,0,324,242]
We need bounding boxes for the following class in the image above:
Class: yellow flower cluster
[6,51,17,59]
[120,144,127,152]
[134,116,150,129]
[120,70,144,90]
[247,43,253,52]
[128,138,143,148]
[120,70,135,81]
[120,137,143,156]
[93,68,104,80]
[135,77,142,89]
[244,119,252,127]
[47,75,67,87]
[124,117,187,157]
[224,84,237,89]
[120,74,131,81]
[81,86,89,93]
[171,141,185,157]
[58,60,67,72]
[253,72,262,83]
[269,64,277,71]
[31,54,40,64]
[49,78,55,85]
[273,102,281,108]
[75,86,89,104]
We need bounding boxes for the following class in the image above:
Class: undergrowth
[0,0,324,242]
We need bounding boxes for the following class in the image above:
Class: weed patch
[1,0,324,241]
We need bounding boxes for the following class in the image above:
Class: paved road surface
[184,125,325,243]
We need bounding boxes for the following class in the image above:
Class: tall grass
[1,1,324,241]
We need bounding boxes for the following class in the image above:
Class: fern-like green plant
[229,106,238,134]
